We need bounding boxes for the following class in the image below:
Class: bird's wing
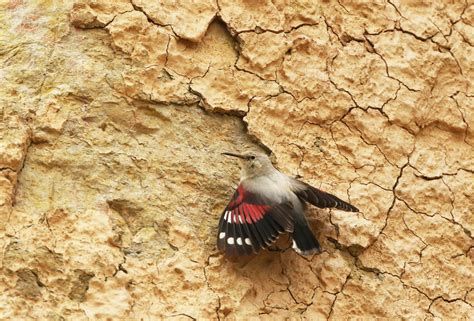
[292,180,359,212]
[217,184,294,256]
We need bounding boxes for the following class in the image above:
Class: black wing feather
[295,181,359,212]
[217,185,295,256]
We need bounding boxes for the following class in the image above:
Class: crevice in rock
[129,0,179,38]
[450,92,471,145]
[165,313,197,320]
[203,254,222,321]
[363,33,421,92]
[386,0,406,20]
[327,270,352,320]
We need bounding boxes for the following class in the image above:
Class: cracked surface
[1,0,473,319]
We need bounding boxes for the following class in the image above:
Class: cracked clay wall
[0,0,473,319]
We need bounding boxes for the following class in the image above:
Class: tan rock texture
[1,0,473,319]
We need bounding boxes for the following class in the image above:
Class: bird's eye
[249,155,256,160]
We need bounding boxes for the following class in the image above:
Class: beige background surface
[0,0,473,319]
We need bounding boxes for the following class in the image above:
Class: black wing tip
[291,222,322,256]
[292,239,322,256]
[298,183,360,213]
[341,203,359,212]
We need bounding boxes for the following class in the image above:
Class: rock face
[1,0,473,319]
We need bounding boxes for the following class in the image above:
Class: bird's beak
[222,152,246,159]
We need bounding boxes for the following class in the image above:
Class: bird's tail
[291,221,321,256]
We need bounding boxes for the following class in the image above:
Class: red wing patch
[217,184,294,256]
[241,203,268,223]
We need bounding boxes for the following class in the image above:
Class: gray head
[222,151,276,180]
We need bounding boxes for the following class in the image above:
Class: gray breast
[243,172,292,203]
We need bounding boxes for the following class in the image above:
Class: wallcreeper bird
[217,151,359,256]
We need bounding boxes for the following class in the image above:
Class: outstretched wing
[293,180,359,212]
[217,184,294,256]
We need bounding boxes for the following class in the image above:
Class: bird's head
[222,151,275,180]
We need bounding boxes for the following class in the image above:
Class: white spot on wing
[292,240,303,254]
[226,211,232,223]
[238,214,243,224]
[244,238,251,245]
[219,232,225,239]
[237,237,243,245]
[292,239,320,256]
[227,237,234,245]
